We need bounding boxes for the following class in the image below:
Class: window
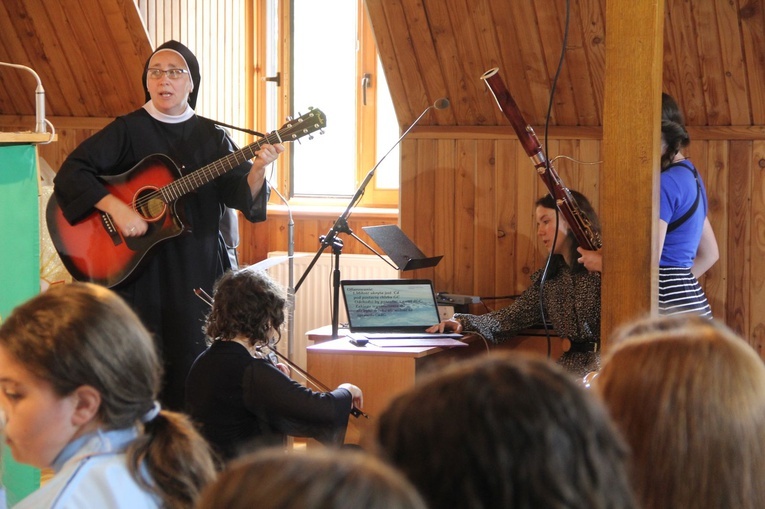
[262,0,399,207]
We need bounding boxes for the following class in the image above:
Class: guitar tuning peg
[286,115,293,121]
[308,134,314,140]
[308,106,314,111]
[319,128,325,135]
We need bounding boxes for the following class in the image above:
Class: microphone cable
[539,0,571,359]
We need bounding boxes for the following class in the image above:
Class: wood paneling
[401,126,765,349]
[3,0,765,357]
[237,210,398,266]
[0,0,150,120]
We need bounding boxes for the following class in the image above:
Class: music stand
[362,225,442,271]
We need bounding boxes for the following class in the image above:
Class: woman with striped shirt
[658,94,718,317]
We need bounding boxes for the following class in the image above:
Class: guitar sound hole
[134,187,166,222]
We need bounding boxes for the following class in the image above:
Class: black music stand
[362,225,442,271]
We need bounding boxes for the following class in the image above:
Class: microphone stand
[210,119,298,357]
[0,61,55,142]
[295,102,444,339]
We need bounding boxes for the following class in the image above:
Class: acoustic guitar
[47,108,326,288]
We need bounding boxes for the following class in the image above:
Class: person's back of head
[195,447,427,509]
[204,268,287,347]
[597,316,765,509]
[375,353,636,509]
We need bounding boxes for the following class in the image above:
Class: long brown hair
[0,283,216,508]
[598,316,765,508]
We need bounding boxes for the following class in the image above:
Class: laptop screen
[341,279,442,333]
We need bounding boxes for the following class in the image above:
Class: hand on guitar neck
[96,194,148,237]
[246,142,285,198]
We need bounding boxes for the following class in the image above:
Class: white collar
[142,100,195,123]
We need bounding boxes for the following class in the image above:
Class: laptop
[340,279,462,340]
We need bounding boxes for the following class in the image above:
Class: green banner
[0,144,41,505]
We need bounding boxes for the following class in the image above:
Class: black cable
[539,0,571,359]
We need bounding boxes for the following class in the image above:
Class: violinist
[185,269,363,465]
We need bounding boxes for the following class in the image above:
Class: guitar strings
[129,137,269,213]
[128,111,319,218]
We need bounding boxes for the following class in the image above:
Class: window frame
[253,0,399,209]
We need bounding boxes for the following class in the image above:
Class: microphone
[0,62,47,133]
[434,97,450,110]
[295,97,449,286]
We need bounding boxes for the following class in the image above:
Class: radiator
[267,251,399,368]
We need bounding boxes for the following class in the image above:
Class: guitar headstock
[277,108,326,143]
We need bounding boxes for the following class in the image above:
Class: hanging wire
[538,0,571,358]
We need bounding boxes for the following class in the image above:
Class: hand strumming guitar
[95,194,148,238]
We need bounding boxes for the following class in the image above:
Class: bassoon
[480,67,602,251]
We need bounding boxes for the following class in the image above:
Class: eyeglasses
[147,68,189,80]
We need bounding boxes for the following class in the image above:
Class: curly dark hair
[203,269,288,348]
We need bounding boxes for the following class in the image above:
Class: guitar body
[47,154,187,288]
[47,108,326,288]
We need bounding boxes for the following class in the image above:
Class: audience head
[0,283,215,508]
[196,447,427,509]
[204,269,287,348]
[375,353,636,509]
[597,315,765,508]
[536,190,600,272]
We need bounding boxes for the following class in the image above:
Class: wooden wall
[15,119,765,359]
[238,208,398,265]
[4,0,765,359]
[400,125,765,356]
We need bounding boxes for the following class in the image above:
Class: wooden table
[305,327,565,445]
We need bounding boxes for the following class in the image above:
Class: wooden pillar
[600,0,665,344]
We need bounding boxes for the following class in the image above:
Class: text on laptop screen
[343,281,441,328]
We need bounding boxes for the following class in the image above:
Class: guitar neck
[157,108,325,202]
[160,133,280,201]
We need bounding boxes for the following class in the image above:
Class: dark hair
[204,269,287,348]
[0,283,216,508]
[535,189,600,273]
[197,447,428,509]
[375,354,637,509]
[661,93,690,170]
[661,92,685,125]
